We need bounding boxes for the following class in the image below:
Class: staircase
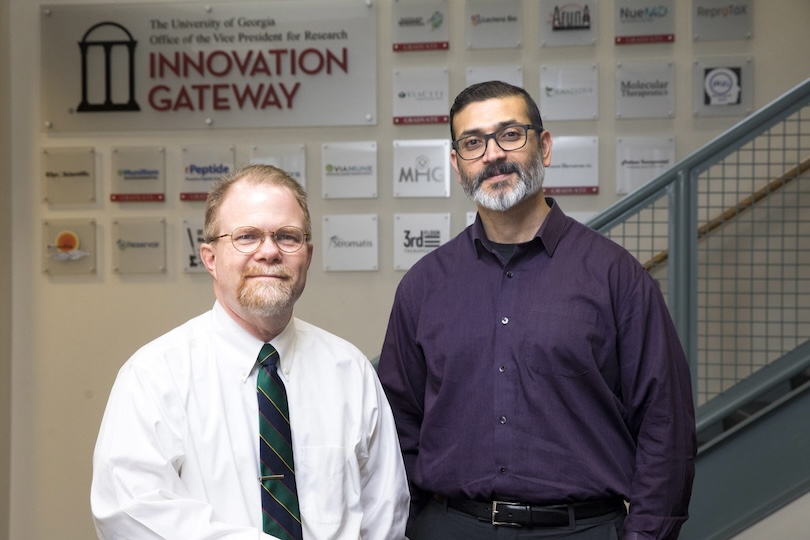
[588,78,810,539]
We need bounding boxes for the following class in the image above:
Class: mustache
[242,264,293,279]
[473,161,522,186]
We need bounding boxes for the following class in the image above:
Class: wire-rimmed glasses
[452,124,543,160]
[210,226,310,254]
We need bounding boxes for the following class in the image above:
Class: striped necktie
[257,343,303,539]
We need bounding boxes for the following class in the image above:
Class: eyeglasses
[210,226,310,254]
[452,124,543,161]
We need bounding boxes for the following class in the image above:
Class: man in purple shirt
[377,81,696,540]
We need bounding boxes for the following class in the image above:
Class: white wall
[8,1,810,538]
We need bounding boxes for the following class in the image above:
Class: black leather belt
[437,495,625,527]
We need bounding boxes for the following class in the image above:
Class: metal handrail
[589,77,810,233]
[641,156,810,271]
[695,340,810,436]
[585,77,810,403]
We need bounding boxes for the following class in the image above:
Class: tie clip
[259,474,285,481]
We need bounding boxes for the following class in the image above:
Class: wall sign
[692,0,752,42]
[393,139,450,198]
[111,146,166,202]
[321,141,378,199]
[465,0,522,49]
[112,217,167,274]
[614,0,674,45]
[394,213,450,271]
[392,0,449,52]
[544,136,599,195]
[322,214,379,272]
[180,145,235,201]
[539,63,598,121]
[41,1,377,132]
[393,67,449,125]
[41,147,96,205]
[466,65,523,89]
[249,144,307,189]
[616,136,675,194]
[693,57,754,117]
[182,217,207,273]
[615,59,675,119]
[538,0,598,47]
[42,218,97,275]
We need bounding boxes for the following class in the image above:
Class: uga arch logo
[76,21,141,113]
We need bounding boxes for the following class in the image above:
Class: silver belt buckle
[491,500,522,527]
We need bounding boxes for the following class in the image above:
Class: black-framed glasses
[210,226,310,254]
[452,124,543,160]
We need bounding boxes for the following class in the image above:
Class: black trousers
[407,497,626,540]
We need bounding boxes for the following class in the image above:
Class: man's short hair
[449,80,544,141]
[204,164,311,243]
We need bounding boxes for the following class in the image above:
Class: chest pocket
[523,306,598,377]
[297,446,347,525]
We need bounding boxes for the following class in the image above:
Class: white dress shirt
[91,302,409,539]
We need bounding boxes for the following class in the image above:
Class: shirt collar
[211,301,298,382]
[471,197,566,257]
[269,316,298,377]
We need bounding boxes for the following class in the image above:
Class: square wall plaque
[182,217,207,274]
[321,141,378,199]
[393,213,450,271]
[42,147,96,205]
[693,57,753,117]
[322,214,379,272]
[249,144,307,190]
[43,218,97,275]
[110,146,166,202]
[112,217,167,274]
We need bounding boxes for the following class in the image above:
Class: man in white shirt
[91,164,409,540]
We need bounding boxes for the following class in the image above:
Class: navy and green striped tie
[257,343,302,539]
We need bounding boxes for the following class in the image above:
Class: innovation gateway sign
[40,1,377,132]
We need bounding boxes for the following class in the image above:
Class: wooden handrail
[643,156,810,271]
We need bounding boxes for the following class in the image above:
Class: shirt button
[500,467,508,474]
[498,365,506,373]
[506,271,514,278]
[501,317,509,325]
[499,416,507,424]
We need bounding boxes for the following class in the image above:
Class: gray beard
[462,153,545,212]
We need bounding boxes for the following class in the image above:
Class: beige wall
[1,0,11,537]
[7,1,810,538]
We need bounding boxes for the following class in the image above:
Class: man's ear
[305,242,314,271]
[539,130,553,167]
[451,149,462,185]
[200,242,217,278]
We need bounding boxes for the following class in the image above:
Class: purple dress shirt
[378,199,696,539]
